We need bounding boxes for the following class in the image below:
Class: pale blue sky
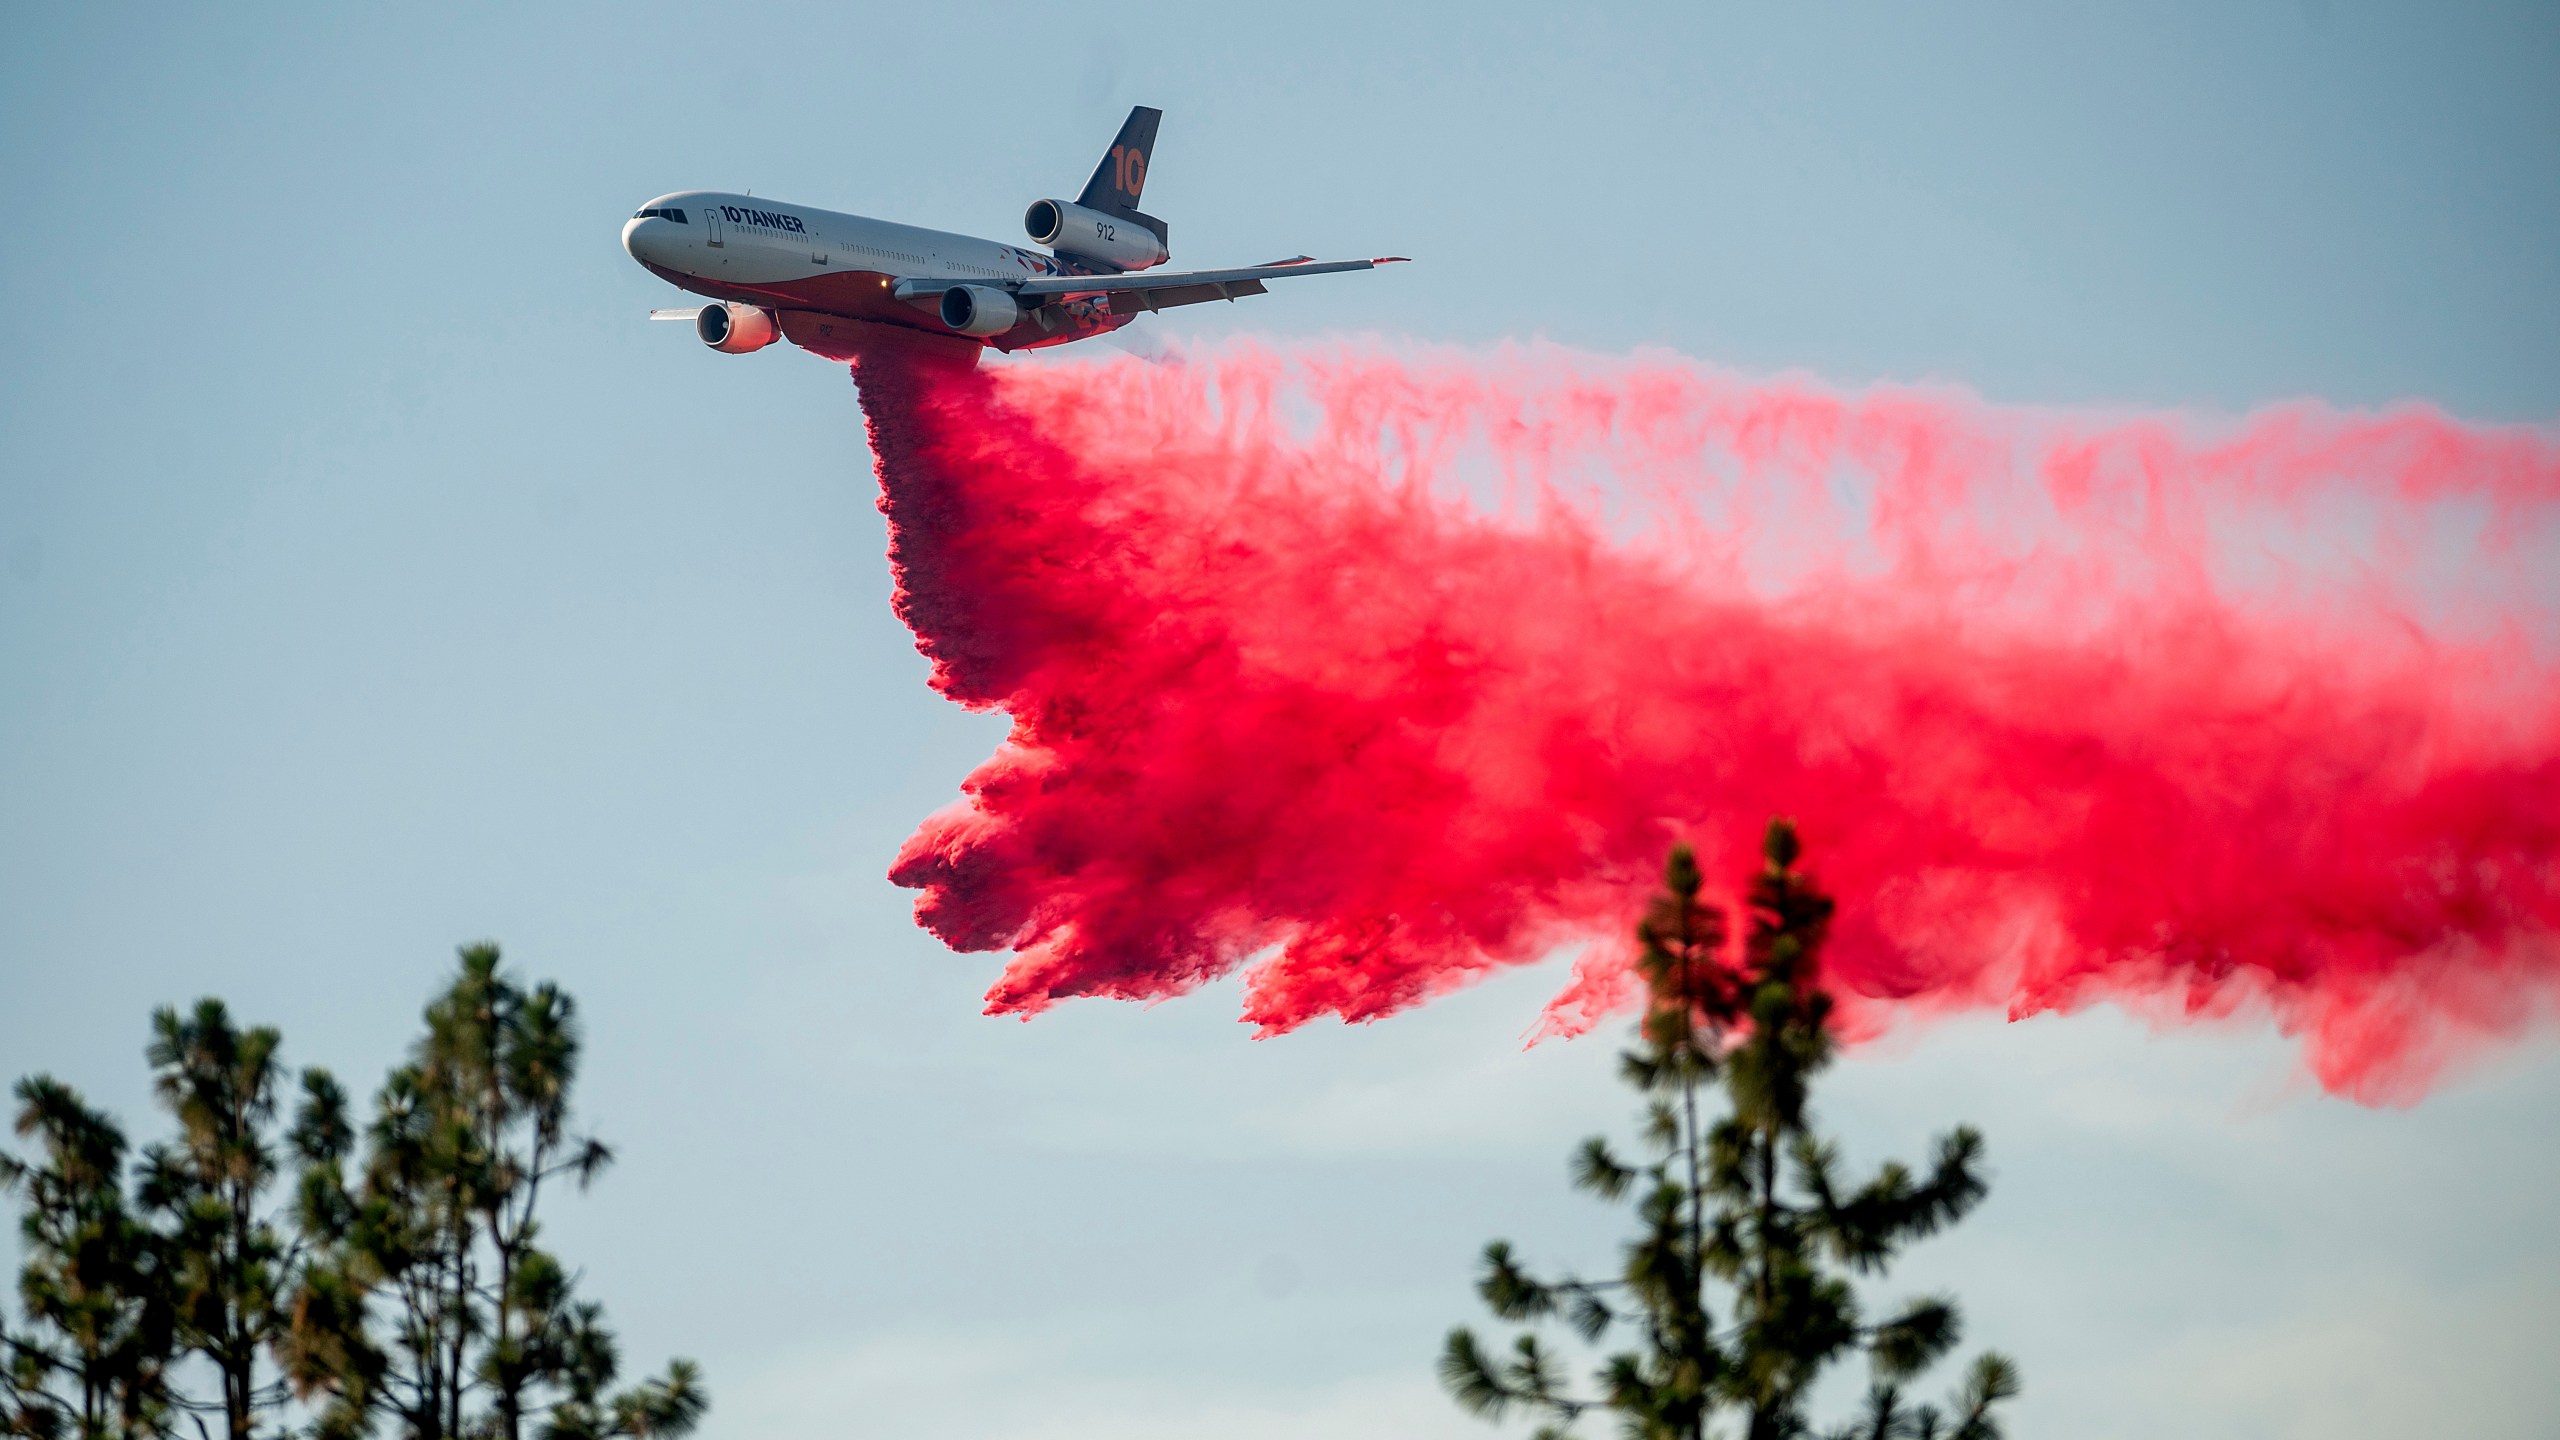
[3,4,2557,1437]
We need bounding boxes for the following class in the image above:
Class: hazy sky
[4,4,2557,1437]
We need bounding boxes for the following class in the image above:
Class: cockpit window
[630,207,689,223]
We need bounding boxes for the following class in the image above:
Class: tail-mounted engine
[696,302,777,353]
[1024,198,1169,272]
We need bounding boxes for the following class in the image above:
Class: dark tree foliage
[2,946,705,1440]
[0,1079,173,1440]
[136,1002,295,1440]
[279,945,703,1440]
[1441,822,2019,1440]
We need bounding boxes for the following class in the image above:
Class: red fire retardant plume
[852,338,2560,1102]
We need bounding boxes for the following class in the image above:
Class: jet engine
[940,285,1021,337]
[695,302,778,353]
[1024,198,1168,271]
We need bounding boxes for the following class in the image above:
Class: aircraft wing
[890,257,1405,315]
[1015,256,1403,297]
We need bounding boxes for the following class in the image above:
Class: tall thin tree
[1442,822,2020,1440]
[136,1001,293,1440]
[280,946,702,1440]
[0,1078,173,1440]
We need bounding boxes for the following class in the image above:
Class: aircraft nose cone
[621,216,652,262]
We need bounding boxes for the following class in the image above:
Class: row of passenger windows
[630,207,1031,279]
[628,208,997,274]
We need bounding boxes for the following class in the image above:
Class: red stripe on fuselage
[639,260,1123,353]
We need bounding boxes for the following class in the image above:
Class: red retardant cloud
[852,339,2560,1102]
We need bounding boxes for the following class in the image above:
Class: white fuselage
[621,191,1125,354]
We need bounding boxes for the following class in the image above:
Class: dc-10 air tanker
[621,106,1403,363]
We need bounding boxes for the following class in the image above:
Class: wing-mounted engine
[940,285,1021,337]
[696,302,778,353]
[1025,199,1169,272]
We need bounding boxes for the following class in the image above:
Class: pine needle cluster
[1,949,704,1440]
[1442,821,2019,1440]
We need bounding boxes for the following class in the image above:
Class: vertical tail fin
[1078,106,1163,220]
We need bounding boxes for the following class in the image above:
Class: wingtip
[1374,256,1413,265]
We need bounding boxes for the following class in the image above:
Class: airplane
[621,106,1403,364]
